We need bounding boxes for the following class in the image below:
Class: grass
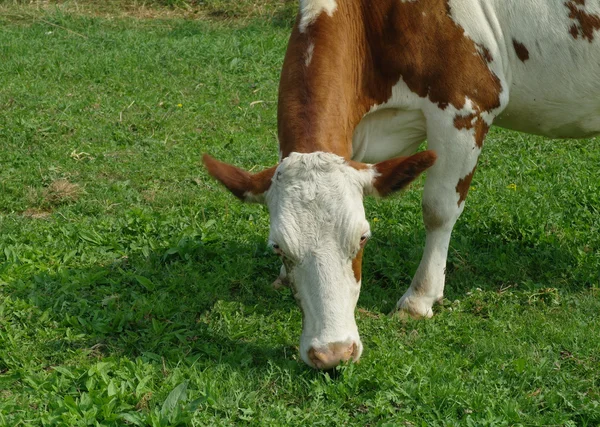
[0,0,298,23]
[0,2,599,425]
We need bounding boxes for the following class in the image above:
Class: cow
[203,0,600,369]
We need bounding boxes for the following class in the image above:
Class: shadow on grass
[5,237,312,374]
[360,217,594,312]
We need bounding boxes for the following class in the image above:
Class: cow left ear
[365,150,437,196]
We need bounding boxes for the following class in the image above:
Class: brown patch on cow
[352,247,364,282]
[203,154,276,200]
[364,1,503,111]
[566,0,600,42]
[512,39,530,62]
[372,151,437,196]
[570,23,580,38]
[278,0,503,160]
[454,113,477,130]
[453,112,490,148]
[477,44,493,63]
[473,121,490,148]
[278,12,360,159]
[455,166,477,206]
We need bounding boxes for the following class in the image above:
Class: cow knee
[422,200,458,232]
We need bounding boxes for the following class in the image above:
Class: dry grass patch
[0,0,296,22]
[24,179,82,211]
[21,179,82,218]
[22,208,53,219]
[42,179,82,205]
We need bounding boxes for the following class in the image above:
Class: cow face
[203,151,436,369]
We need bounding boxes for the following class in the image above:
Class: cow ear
[203,154,276,203]
[367,150,437,196]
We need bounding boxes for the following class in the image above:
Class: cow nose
[307,341,358,370]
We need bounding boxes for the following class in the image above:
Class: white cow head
[203,151,436,369]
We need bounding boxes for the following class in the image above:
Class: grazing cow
[204,0,600,369]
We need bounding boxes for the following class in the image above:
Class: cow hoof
[394,308,430,320]
[394,295,435,319]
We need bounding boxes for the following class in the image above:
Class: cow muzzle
[307,340,361,370]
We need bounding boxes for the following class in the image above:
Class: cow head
[203,151,436,369]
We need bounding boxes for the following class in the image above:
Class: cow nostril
[345,342,357,359]
[329,341,357,362]
[307,348,326,369]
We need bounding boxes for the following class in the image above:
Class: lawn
[0,2,599,425]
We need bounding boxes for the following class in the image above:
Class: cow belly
[493,39,600,139]
[448,0,600,138]
[495,95,600,139]
[352,108,427,163]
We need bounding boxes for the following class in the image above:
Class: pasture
[0,1,599,425]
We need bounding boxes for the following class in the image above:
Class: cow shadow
[359,214,596,313]
[5,237,313,375]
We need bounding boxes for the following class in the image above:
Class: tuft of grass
[41,179,83,206]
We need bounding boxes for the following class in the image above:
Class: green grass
[1,3,599,426]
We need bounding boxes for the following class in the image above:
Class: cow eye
[270,242,283,255]
[360,231,371,245]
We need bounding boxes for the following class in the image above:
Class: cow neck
[277,2,394,161]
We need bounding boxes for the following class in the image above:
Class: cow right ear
[203,154,276,203]
[363,151,437,197]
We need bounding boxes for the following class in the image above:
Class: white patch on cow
[449,0,600,138]
[352,107,426,163]
[299,0,337,33]
[305,43,315,67]
[264,152,374,367]
[351,76,442,164]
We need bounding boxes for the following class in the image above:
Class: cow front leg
[396,116,489,318]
